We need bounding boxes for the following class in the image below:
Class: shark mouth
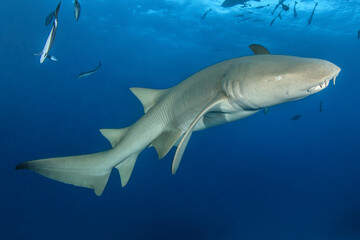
[307,73,339,94]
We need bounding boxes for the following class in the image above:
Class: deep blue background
[1,0,360,239]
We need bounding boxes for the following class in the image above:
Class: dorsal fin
[100,128,128,147]
[130,87,169,113]
[249,44,271,55]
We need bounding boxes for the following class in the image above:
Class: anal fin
[152,129,183,159]
[115,153,139,187]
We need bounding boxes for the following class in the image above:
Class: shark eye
[275,76,282,81]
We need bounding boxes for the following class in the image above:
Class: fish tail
[16,127,141,196]
[16,149,119,196]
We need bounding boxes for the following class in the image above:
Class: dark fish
[270,17,276,26]
[201,8,212,20]
[74,0,81,21]
[239,16,254,22]
[280,0,289,11]
[358,30,360,40]
[255,4,270,9]
[319,100,323,112]
[272,1,282,15]
[221,0,259,8]
[45,11,55,26]
[252,19,264,22]
[270,10,283,26]
[291,115,302,121]
[294,1,298,18]
[308,2,318,26]
[76,62,102,78]
[235,12,253,18]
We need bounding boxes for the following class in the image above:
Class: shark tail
[15,149,121,196]
[16,126,142,196]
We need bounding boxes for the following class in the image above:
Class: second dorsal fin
[130,87,169,113]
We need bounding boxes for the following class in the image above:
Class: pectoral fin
[172,93,227,174]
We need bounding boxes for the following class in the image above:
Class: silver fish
[76,62,102,78]
[74,0,81,21]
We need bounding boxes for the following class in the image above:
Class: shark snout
[306,62,341,94]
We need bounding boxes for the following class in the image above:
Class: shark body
[16,46,340,196]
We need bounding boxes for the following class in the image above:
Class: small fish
[272,0,282,15]
[291,115,302,121]
[279,0,289,11]
[252,19,264,22]
[308,2,318,26]
[294,1,298,18]
[270,10,283,26]
[358,30,360,40]
[74,0,81,21]
[319,100,323,112]
[239,16,254,22]
[45,11,55,26]
[255,4,270,9]
[241,3,251,8]
[39,1,61,63]
[222,0,259,8]
[235,12,253,18]
[201,8,212,20]
[76,62,102,78]
[270,18,276,26]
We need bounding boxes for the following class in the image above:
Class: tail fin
[16,150,117,196]
[54,1,61,19]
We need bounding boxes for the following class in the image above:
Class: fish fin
[33,52,43,56]
[115,153,139,187]
[54,1,61,19]
[16,150,117,196]
[130,87,169,113]
[172,93,227,174]
[100,127,128,147]
[47,55,58,61]
[249,44,271,55]
[152,129,183,159]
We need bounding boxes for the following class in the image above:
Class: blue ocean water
[1,0,360,239]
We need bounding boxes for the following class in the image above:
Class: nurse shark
[16,45,341,196]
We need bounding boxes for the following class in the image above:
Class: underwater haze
[1,0,360,239]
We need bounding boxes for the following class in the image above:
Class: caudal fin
[16,150,117,196]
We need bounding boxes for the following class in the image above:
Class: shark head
[223,55,341,110]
